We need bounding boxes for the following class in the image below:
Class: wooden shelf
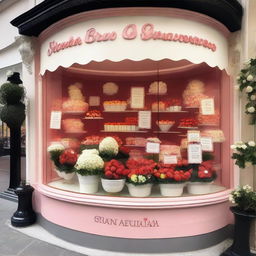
[153,131,181,134]
[84,117,103,119]
[100,130,148,133]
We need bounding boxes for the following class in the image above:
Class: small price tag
[138,111,151,129]
[188,144,202,164]
[163,155,178,164]
[187,130,201,142]
[200,98,215,115]
[200,137,213,152]
[146,142,160,153]
[50,111,62,129]
[89,96,100,106]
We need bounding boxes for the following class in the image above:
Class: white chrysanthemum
[47,143,65,152]
[81,149,99,156]
[103,82,119,95]
[243,184,252,192]
[229,194,235,203]
[247,74,254,81]
[230,145,236,149]
[247,106,255,113]
[243,80,246,83]
[138,175,146,183]
[248,141,256,147]
[251,95,256,100]
[75,153,104,171]
[234,191,240,197]
[99,137,119,156]
[6,70,14,77]
[241,144,247,149]
[246,86,253,93]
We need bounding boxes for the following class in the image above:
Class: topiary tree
[0,71,26,191]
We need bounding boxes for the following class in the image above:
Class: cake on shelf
[148,81,167,95]
[102,82,119,95]
[62,118,84,133]
[103,100,127,111]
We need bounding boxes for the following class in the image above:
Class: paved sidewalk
[0,198,85,256]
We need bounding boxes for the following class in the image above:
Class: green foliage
[230,185,256,212]
[0,103,25,128]
[0,82,25,105]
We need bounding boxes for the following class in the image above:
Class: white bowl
[158,123,174,132]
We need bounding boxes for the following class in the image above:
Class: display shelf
[62,111,86,115]
[198,124,219,127]
[178,126,198,129]
[64,131,87,134]
[153,131,181,134]
[103,110,142,113]
[100,130,148,133]
[152,110,188,113]
[124,144,145,147]
[84,117,103,119]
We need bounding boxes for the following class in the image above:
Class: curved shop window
[41,10,233,198]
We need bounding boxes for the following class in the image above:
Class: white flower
[138,175,147,183]
[230,145,237,149]
[47,143,65,152]
[243,80,247,83]
[75,153,104,172]
[81,149,99,156]
[243,184,252,192]
[245,162,252,167]
[246,86,253,93]
[248,141,256,147]
[247,106,255,113]
[229,194,235,203]
[241,144,247,149]
[6,70,14,77]
[251,95,256,100]
[99,137,119,156]
[247,74,254,81]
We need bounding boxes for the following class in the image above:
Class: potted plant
[221,185,256,256]
[47,143,77,181]
[75,149,104,193]
[231,140,256,168]
[101,159,129,193]
[153,163,191,196]
[125,158,156,197]
[181,158,217,195]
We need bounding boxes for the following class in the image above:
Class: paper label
[188,144,202,164]
[50,111,62,129]
[187,130,201,142]
[200,137,214,152]
[163,155,178,164]
[200,98,215,115]
[146,142,160,153]
[138,111,151,129]
[89,96,100,106]
[131,87,145,109]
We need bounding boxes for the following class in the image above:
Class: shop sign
[47,23,216,57]
[94,216,160,228]
[40,15,228,74]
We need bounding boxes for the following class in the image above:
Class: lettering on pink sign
[47,23,217,56]
[122,24,137,40]
[47,36,82,56]
[85,28,117,44]
[94,216,160,228]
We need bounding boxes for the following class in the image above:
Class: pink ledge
[34,184,232,239]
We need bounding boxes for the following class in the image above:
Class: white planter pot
[77,174,100,194]
[187,182,213,195]
[126,183,152,197]
[159,183,186,196]
[55,169,75,181]
[101,178,125,193]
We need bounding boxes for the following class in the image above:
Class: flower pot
[101,178,125,193]
[126,183,152,197]
[77,174,100,194]
[187,182,213,195]
[221,207,256,256]
[55,169,75,181]
[159,183,186,196]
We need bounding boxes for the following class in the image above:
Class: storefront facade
[10,0,252,254]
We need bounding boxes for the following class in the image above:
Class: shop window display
[43,59,231,197]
